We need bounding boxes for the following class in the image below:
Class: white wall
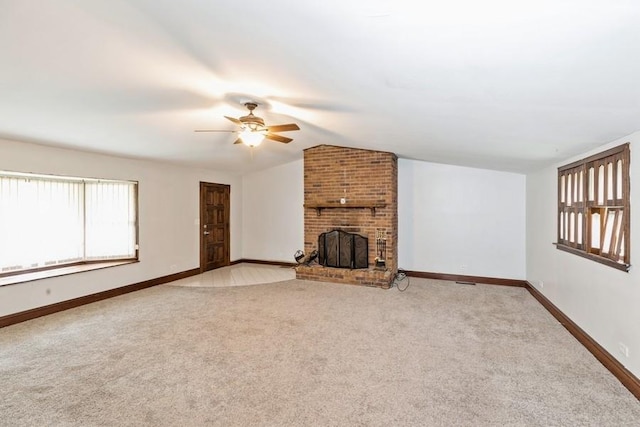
[242,159,303,262]
[526,131,640,378]
[242,157,527,278]
[399,159,526,279]
[0,138,242,317]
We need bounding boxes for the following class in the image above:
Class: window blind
[0,172,137,274]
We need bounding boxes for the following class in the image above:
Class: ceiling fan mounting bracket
[244,102,258,111]
[239,102,265,129]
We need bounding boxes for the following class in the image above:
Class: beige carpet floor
[1,278,639,426]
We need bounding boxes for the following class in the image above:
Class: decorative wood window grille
[557,143,630,271]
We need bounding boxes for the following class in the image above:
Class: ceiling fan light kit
[195,102,300,148]
[240,128,264,147]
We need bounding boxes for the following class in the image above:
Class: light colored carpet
[1,278,639,426]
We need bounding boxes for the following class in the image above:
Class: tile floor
[167,263,296,288]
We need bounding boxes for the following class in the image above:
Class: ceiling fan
[195,102,300,147]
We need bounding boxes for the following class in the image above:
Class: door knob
[203,231,210,235]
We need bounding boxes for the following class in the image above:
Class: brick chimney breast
[296,145,398,288]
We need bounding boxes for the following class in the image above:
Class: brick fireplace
[296,145,398,288]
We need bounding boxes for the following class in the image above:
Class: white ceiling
[1,0,639,174]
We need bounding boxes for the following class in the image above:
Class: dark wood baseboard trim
[404,270,527,287]
[0,268,201,329]
[525,282,640,400]
[231,259,298,268]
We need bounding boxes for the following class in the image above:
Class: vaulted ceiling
[1,1,639,174]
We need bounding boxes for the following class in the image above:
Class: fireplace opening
[318,230,368,269]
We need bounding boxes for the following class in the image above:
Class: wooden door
[200,182,230,272]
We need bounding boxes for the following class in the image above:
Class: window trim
[0,259,138,288]
[556,143,630,272]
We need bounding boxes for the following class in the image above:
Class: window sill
[0,260,139,287]
[554,243,630,272]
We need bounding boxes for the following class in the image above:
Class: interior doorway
[200,182,230,272]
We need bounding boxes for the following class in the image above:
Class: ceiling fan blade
[233,138,243,144]
[265,123,300,132]
[265,133,293,144]
[194,129,236,132]
[224,116,243,125]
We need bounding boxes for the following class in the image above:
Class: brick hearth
[296,145,398,288]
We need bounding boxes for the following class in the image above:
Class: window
[0,171,138,276]
[557,143,630,271]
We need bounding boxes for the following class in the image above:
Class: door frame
[199,182,231,272]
